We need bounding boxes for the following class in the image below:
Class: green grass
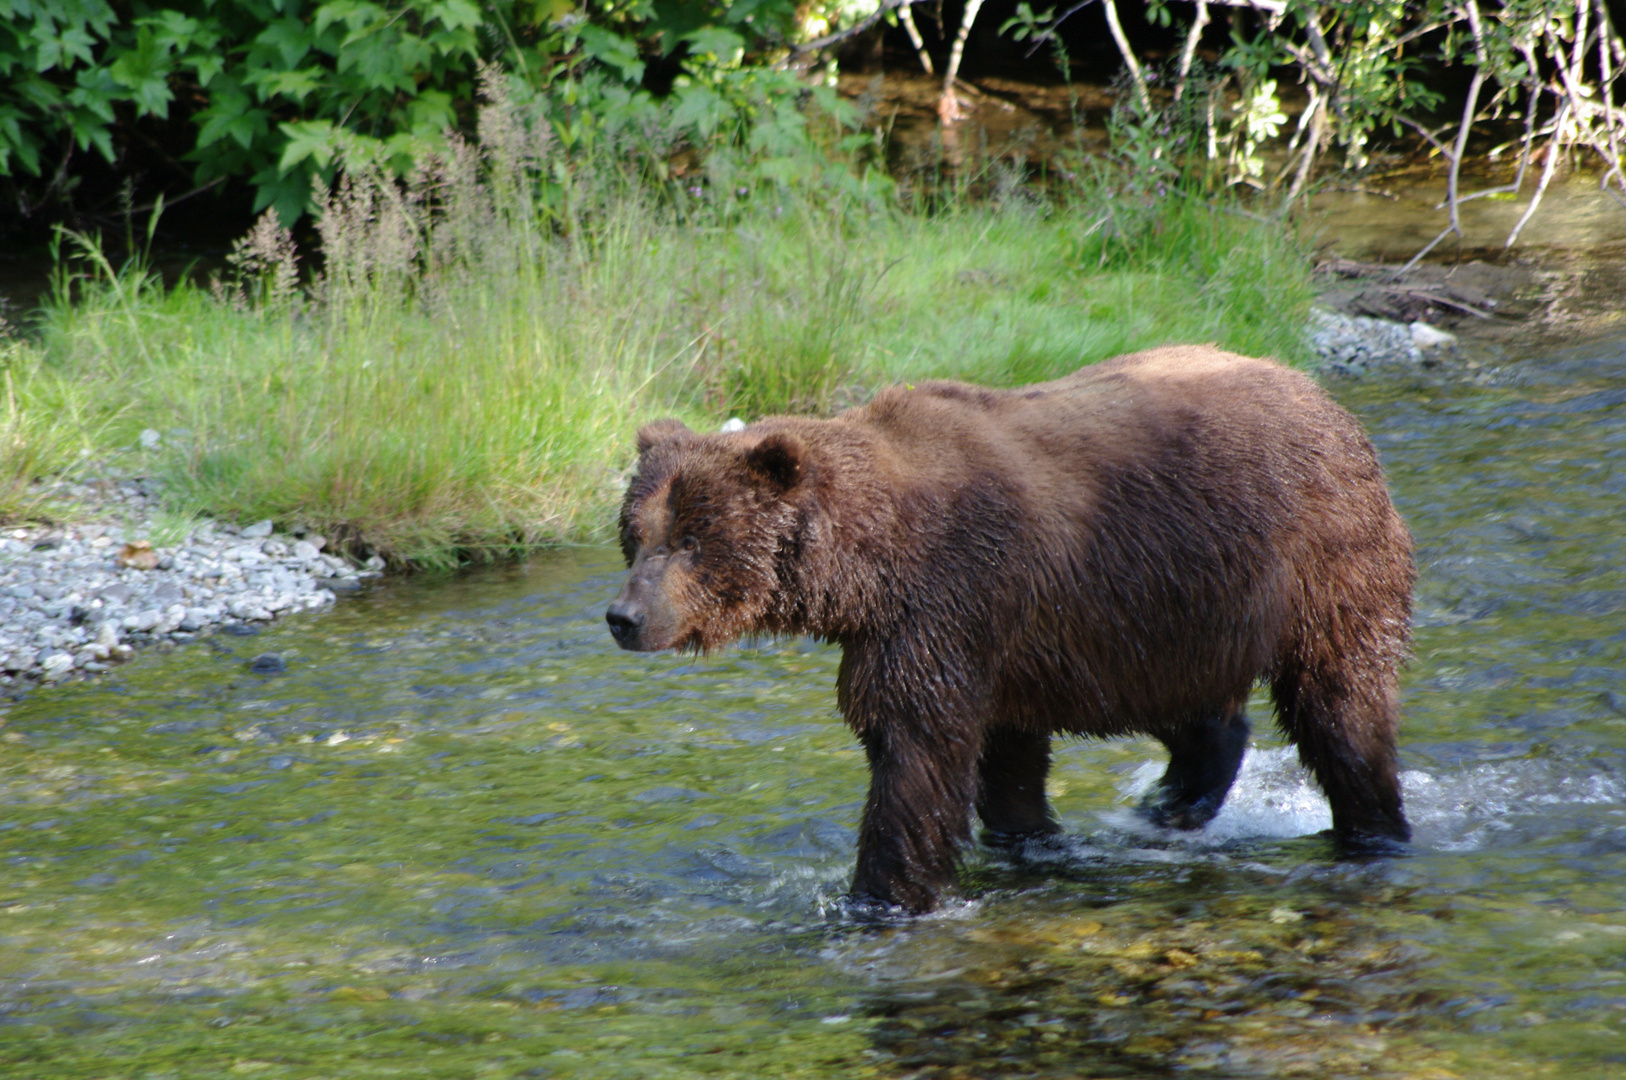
[0,336,105,523]
[0,146,1313,565]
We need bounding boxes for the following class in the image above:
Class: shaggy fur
[607,345,1414,913]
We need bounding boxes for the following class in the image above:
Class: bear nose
[605,601,645,646]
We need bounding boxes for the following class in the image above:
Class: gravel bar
[1,472,379,689]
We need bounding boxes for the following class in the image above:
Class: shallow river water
[4,334,1626,1078]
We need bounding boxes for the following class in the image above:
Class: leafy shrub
[0,0,875,224]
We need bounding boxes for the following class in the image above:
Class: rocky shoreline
[0,471,381,691]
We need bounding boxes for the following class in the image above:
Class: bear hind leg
[1141,704,1250,830]
[976,728,1061,848]
[1272,662,1410,850]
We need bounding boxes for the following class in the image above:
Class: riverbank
[1,164,1314,564]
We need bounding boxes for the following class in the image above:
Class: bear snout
[605,600,647,648]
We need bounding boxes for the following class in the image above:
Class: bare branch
[1571,0,1591,85]
[1445,68,1489,235]
[1019,0,1099,52]
[1101,0,1152,116]
[898,4,934,74]
[1390,114,1453,158]
[1390,225,1457,278]
[1283,91,1325,204]
[1594,0,1625,186]
[1174,0,1211,105]
[939,0,988,122]
[1507,101,1570,248]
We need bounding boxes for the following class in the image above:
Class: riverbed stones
[0,467,379,690]
[39,652,74,680]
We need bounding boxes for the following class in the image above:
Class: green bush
[0,0,864,224]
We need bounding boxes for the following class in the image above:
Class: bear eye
[680,536,698,553]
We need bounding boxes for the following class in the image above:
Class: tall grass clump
[25,75,1314,565]
[0,328,102,524]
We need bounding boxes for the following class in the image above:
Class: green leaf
[32,24,96,72]
[246,66,324,102]
[278,119,341,172]
[141,10,213,53]
[188,51,226,86]
[671,83,723,137]
[67,107,115,161]
[426,0,484,32]
[683,26,744,67]
[67,65,119,123]
[406,89,456,133]
[252,161,317,226]
[577,24,644,84]
[255,18,313,69]
[0,103,42,175]
[196,82,272,149]
[14,75,63,111]
[108,27,177,118]
[315,0,386,36]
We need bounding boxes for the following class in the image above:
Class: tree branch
[1173,0,1211,105]
[898,3,934,74]
[788,0,920,57]
[1101,0,1151,116]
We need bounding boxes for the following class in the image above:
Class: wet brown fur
[611,345,1415,913]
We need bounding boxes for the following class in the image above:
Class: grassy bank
[0,144,1313,566]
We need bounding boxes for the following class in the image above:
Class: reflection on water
[3,334,1626,1077]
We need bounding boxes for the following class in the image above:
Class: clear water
[3,336,1625,1078]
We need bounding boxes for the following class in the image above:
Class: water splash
[1091,745,1626,855]
[1105,746,1334,846]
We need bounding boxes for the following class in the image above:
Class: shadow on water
[3,333,1626,1076]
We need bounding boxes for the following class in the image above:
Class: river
[2,331,1625,1077]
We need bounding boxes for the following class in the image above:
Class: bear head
[607,419,806,652]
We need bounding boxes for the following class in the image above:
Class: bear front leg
[976,727,1061,848]
[1141,704,1250,830]
[849,725,981,914]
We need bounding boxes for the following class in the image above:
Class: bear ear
[636,418,694,455]
[742,432,805,494]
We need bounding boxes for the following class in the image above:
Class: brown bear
[607,345,1414,914]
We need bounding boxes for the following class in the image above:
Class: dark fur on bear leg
[848,723,979,914]
[1140,706,1250,830]
[1273,662,1412,853]
[976,728,1062,849]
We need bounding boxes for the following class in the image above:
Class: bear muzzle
[605,599,647,649]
